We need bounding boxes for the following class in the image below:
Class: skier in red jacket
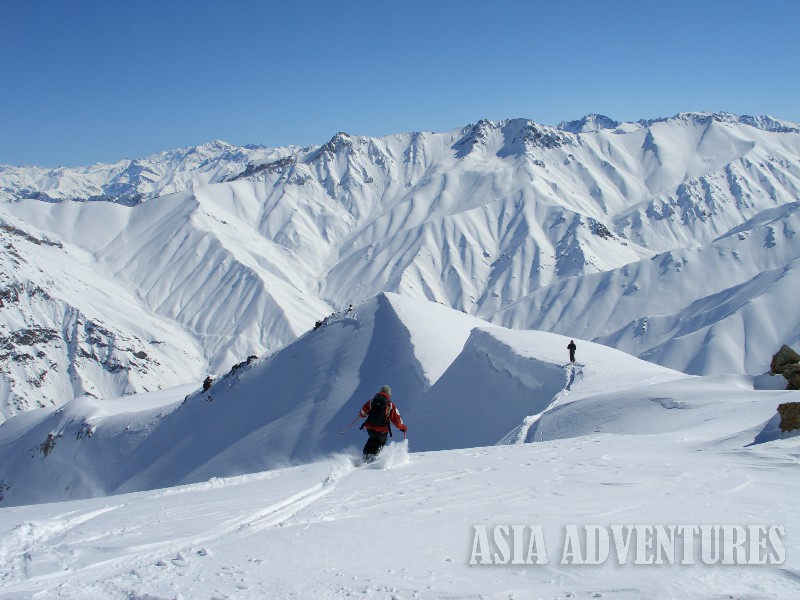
[359,385,407,460]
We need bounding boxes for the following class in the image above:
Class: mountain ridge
[0,292,690,506]
[3,112,796,204]
[0,111,798,421]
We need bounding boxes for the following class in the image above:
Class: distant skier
[567,340,577,364]
[359,385,407,461]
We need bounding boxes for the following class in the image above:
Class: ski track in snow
[0,443,412,596]
[0,472,345,590]
[19,489,333,588]
[1,435,799,599]
[0,505,123,584]
[501,362,584,445]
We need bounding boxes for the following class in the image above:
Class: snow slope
[0,211,205,416]
[0,294,798,598]
[0,293,789,508]
[491,201,800,375]
[2,435,799,599]
[1,112,799,419]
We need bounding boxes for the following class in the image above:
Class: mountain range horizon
[4,110,798,171]
[0,109,799,422]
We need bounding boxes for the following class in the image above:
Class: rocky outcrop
[770,344,800,390]
[777,403,800,432]
[771,345,800,432]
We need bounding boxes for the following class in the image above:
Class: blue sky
[2,0,798,167]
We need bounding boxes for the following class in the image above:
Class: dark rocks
[0,223,63,248]
[0,327,60,363]
[770,345,800,390]
[770,345,800,432]
[777,402,800,432]
[40,432,61,457]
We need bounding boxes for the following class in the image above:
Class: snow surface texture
[1,295,799,598]
[1,112,800,421]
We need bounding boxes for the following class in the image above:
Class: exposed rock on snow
[777,401,800,431]
[770,344,800,389]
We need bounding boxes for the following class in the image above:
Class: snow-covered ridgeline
[0,141,301,205]
[2,292,791,508]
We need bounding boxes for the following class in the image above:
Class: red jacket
[359,392,406,433]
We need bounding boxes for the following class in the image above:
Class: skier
[359,385,407,461]
[567,340,577,364]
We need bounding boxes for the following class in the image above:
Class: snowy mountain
[557,113,622,133]
[1,293,798,598]
[0,112,799,422]
[491,200,800,375]
[0,141,297,205]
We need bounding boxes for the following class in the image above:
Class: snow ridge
[0,293,681,506]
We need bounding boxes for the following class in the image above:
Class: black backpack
[361,395,392,436]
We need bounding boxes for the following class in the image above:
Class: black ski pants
[363,429,388,456]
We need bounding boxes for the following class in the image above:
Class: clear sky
[2,0,798,167]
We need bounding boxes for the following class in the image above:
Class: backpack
[362,395,393,435]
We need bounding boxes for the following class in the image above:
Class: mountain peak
[452,120,495,157]
[557,113,620,133]
[195,139,236,152]
[309,131,356,161]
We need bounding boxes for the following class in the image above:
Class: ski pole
[340,415,361,435]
